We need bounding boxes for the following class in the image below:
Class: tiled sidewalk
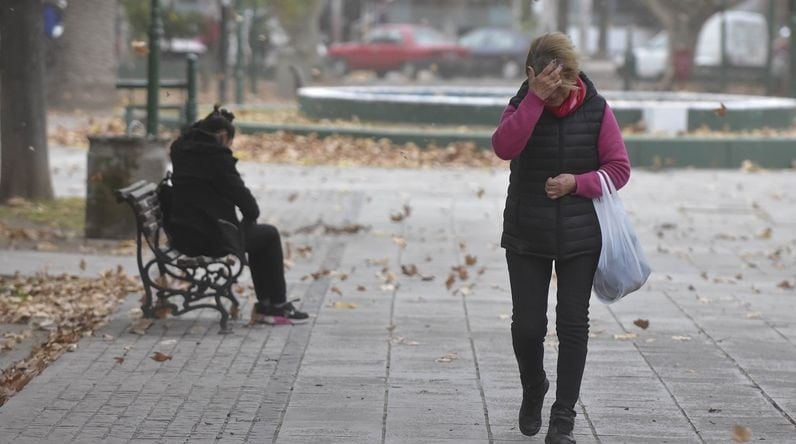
[1,152,795,443]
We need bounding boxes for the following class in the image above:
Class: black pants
[244,223,287,305]
[506,250,599,411]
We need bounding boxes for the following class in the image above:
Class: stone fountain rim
[298,86,796,110]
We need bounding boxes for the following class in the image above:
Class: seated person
[168,106,308,325]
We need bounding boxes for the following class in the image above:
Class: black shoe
[253,299,309,325]
[519,378,549,436]
[545,405,577,444]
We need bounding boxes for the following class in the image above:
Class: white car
[619,10,769,79]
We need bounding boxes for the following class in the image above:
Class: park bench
[116,54,198,132]
[114,178,243,333]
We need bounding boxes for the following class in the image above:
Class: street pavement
[0,146,795,443]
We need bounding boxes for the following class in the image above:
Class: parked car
[325,24,469,79]
[458,27,530,78]
[617,10,769,80]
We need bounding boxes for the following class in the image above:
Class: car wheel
[331,59,348,78]
[375,70,388,79]
[401,62,418,80]
[502,60,521,79]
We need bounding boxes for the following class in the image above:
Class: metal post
[218,0,230,104]
[791,0,796,98]
[765,0,776,95]
[249,3,259,94]
[234,0,244,104]
[146,0,163,137]
[622,25,635,91]
[719,5,728,92]
[186,54,198,125]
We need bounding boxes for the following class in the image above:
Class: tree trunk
[274,0,324,98]
[46,0,118,109]
[639,0,746,88]
[597,0,613,59]
[0,0,55,201]
[283,0,325,69]
[557,0,570,32]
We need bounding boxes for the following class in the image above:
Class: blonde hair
[526,32,580,91]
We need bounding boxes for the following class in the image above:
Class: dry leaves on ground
[0,270,140,406]
[233,132,505,169]
[48,117,128,148]
[633,319,650,330]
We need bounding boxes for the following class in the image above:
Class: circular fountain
[298,86,796,134]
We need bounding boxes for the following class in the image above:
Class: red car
[326,24,469,79]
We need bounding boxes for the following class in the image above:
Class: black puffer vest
[501,73,604,260]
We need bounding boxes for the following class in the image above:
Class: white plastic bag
[592,170,651,304]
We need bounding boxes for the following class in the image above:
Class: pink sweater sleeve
[491,93,545,160]
[573,104,631,198]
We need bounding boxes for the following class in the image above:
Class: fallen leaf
[777,280,792,290]
[287,193,298,202]
[401,264,418,277]
[392,236,407,248]
[613,332,638,340]
[435,352,459,363]
[356,285,367,292]
[731,424,752,443]
[633,319,650,330]
[476,188,485,198]
[387,324,396,332]
[740,159,763,173]
[390,205,411,222]
[671,335,692,341]
[330,301,357,309]
[465,255,477,266]
[131,40,149,56]
[392,337,419,346]
[150,352,172,362]
[757,228,772,239]
[129,319,153,335]
[114,357,125,364]
[380,284,396,292]
[445,274,456,290]
[713,102,727,117]
[331,286,343,296]
[79,259,86,271]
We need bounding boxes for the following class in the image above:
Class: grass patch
[0,197,85,231]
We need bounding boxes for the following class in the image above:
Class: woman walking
[168,106,309,325]
[492,33,631,443]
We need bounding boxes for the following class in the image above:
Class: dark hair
[193,105,236,139]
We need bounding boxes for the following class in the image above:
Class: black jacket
[168,129,259,257]
[501,73,604,260]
